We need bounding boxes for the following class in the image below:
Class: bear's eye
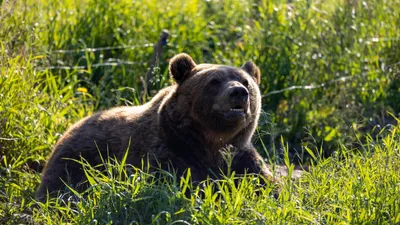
[242,79,249,87]
[210,79,220,86]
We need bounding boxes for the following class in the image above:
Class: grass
[0,0,399,224]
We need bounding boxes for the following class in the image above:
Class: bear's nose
[229,86,249,105]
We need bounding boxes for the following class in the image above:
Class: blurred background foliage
[1,0,399,164]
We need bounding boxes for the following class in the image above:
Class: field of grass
[1,0,399,224]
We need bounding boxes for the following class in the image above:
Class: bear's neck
[192,120,243,151]
[158,109,218,164]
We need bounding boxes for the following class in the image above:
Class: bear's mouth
[223,105,246,121]
[229,106,245,112]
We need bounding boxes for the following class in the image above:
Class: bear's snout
[229,86,249,107]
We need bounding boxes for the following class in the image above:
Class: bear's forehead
[193,64,246,79]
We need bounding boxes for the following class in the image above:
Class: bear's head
[168,53,262,145]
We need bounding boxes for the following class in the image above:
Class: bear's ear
[241,61,261,85]
[169,53,197,84]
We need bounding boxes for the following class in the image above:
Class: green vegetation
[0,0,399,224]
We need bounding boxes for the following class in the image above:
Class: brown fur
[36,53,276,201]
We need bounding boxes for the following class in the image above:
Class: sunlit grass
[2,127,399,224]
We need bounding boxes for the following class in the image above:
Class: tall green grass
[1,0,399,224]
[2,125,399,224]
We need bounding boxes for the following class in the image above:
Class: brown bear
[36,53,275,201]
